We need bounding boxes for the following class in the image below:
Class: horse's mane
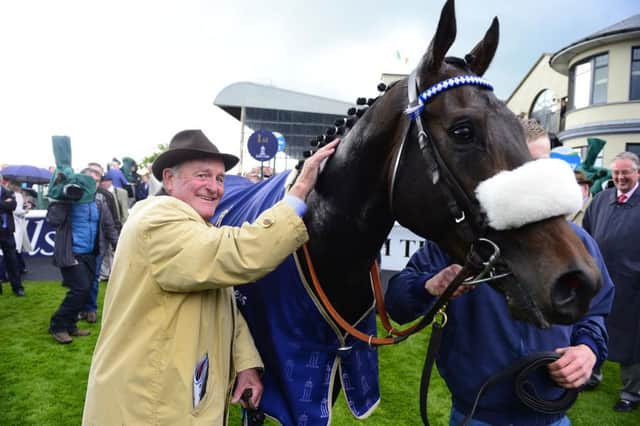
[298,79,403,165]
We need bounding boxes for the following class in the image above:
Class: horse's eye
[451,125,474,142]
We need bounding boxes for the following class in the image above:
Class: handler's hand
[288,139,340,200]
[548,344,596,389]
[231,368,263,409]
[425,264,466,298]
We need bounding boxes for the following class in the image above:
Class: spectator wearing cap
[100,175,129,225]
[104,158,129,190]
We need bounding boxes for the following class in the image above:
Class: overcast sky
[0,0,637,171]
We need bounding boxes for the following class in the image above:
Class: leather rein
[301,237,504,347]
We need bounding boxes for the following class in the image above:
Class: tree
[139,143,168,170]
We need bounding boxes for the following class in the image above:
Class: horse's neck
[306,129,396,265]
[302,106,402,322]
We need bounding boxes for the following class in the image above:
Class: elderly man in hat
[83,130,339,425]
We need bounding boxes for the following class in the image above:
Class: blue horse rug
[213,171,380,426]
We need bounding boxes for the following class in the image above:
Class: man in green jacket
[83,129,338,425]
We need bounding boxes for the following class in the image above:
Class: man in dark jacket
[47,168,119,344]
[0,174,25,296]
[385,226,614,425]
[583,151,640,412]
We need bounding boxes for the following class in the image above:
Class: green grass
[1,281,639,425]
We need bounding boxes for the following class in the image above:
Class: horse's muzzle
[549,270,600,324]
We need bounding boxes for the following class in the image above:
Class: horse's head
[391,0,601,328]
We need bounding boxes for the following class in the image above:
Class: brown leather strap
[302,244,420,346]
[302,244,403,345]
[371,261,429,337]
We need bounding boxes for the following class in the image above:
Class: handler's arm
[548,225,615,388]
[385,240,454,324]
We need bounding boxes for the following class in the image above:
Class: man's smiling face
[611,158,639,194]
[163,158,225,220]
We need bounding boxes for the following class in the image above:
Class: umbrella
[0,164,52,185]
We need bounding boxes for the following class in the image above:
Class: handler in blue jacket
[385,224,614,426]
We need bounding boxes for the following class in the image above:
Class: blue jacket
[47,197,118,267]
[385,224,614,425]
[70,202,99,254]
[104,168,129,189]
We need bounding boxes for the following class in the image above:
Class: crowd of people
[2,119,639,424]
[0,158,153,288]
[44,157,154,343]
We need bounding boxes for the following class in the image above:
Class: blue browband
[405,75,494,119]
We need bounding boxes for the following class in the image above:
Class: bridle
[302,67,511,348]
[390,68,494,244]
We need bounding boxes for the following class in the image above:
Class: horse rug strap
[419,326,578,426]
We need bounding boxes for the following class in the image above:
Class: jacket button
[262,218,273,227]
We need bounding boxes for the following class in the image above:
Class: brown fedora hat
[152,130,239,181]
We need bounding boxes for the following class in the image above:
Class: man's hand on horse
[288,139,340,200]
[547,344,597,388]
[231,368,264,409]
[425,264,468,298]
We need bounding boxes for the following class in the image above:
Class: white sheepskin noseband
[475,158,582,230]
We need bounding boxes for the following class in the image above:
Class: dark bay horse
[215,0,601,423]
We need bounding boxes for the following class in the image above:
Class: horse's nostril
[551,271,594,322]
[554,275,580,303]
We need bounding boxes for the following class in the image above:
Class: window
[529,89,559,133]
[568,53,608,109]
[626,143,640,157]
[631,47,640,101]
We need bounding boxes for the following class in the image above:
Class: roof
[213,82,354,115]
[550,14,640,74]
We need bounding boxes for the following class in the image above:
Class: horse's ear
[465,17,499,76]
[419,0,457,74]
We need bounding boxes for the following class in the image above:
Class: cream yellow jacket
[83,195,308,425]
